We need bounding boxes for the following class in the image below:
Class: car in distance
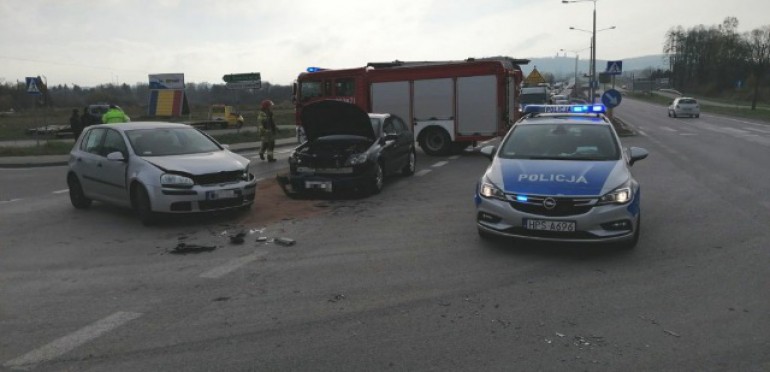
[281,100,416,196]
[67,122,257,225]
[668,97,700,118]
[551,94,570,105]
[475,104,649,249]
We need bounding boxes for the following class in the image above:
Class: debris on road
[229,231,246,244]
[328,294,346,303]
[274,237,296,246]
[256,236,268,242]
[663,329,681,338]
[556,332,566,338]
[170,242,217,254]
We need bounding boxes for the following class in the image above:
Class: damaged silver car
[66,122,257,225]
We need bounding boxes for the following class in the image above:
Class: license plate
[524,219,576,232]
[206,189,239,200]
[305,181,333,192]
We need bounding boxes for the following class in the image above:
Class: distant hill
[520,54,668,78]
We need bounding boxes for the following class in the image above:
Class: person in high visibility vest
[102,104,131,124]
[257,100,276,162]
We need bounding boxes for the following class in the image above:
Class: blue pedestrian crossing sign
[606,60,623,75]
[25,77,42,95]
[601,89,623,108]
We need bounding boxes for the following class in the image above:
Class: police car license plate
[206,189,239,200]
[305,181,333,192]
[524,219,576,232]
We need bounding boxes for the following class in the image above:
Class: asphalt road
[1,101,769,370]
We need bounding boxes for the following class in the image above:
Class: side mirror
[627,147,648,166]
[480,145,497,161]
[106,151,126,162]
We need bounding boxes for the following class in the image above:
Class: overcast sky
[1,0,768,88]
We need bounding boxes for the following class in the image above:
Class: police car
[475,104,649,248]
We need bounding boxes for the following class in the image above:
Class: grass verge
[0,128,296,157]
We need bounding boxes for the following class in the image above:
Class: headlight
[598,183,632,205]
[242,163,251,181]
[345,153,368,166]
[160,173,194,188]
[479,177,506,201]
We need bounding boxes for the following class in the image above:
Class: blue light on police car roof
[306,67,324,72]
[516,195,528,202]
[522,104,606,114]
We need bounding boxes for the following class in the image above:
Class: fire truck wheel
[420,128,451,156]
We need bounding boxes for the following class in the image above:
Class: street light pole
[591,1,597,103]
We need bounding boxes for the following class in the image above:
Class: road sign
[223,73,261,83]
[601,89,622,108]
[25,77,41,95]
[524,68,546,85]
[225,81,262,90]
[606,61,623,75]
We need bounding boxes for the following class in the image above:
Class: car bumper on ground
[475,193,639,243]
[147,175,258,213]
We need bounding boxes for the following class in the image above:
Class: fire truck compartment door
[371,82,410,129]
[457,75,498,136]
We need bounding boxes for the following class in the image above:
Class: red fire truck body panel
[295,58,527,155]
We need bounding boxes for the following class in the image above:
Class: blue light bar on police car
[522,104,607,114]
[306,67,326,73]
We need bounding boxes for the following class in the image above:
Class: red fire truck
[293,57,529,155]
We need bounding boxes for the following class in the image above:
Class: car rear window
[679,99,697,104]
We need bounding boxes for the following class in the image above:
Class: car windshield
[499,123,620,161]
[125,127,221,156]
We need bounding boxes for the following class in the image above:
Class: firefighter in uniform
[258,100,276,162]
[102,104,131,124]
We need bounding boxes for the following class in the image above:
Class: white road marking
[415,169,431,177]
[661,126,678,132]
[744,127,770,134]
[0,198,22,204]
[448,155,460,160]
[637,130,647,136]
[432,161,448,168]
[3,311,142,370]
[52,189,69,194]
[199,251,267,279]
[678,133,697,136]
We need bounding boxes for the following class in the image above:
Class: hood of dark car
[301,100,375,142]
[142,151,247,175]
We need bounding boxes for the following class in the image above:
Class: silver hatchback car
[668,97,700,118]
[67,122,257,224]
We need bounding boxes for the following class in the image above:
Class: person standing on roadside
[257,100,276,162]
[102,104,130,124]
[70,108,84,139]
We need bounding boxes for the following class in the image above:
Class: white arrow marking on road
[415,169,431,177]
[52,189,69,194]
[3,311,143,370]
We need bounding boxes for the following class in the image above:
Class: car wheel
[667,110,671,117]
[67,174,92,209]
[132,185,157,226]
[401,149,416,176]
[369,162,384,194]
[420,128,451,156]
[672,111,677,118]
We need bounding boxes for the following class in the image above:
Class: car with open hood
[66,122,257,225]
[281,100,416,196]
[475,104,648,248]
